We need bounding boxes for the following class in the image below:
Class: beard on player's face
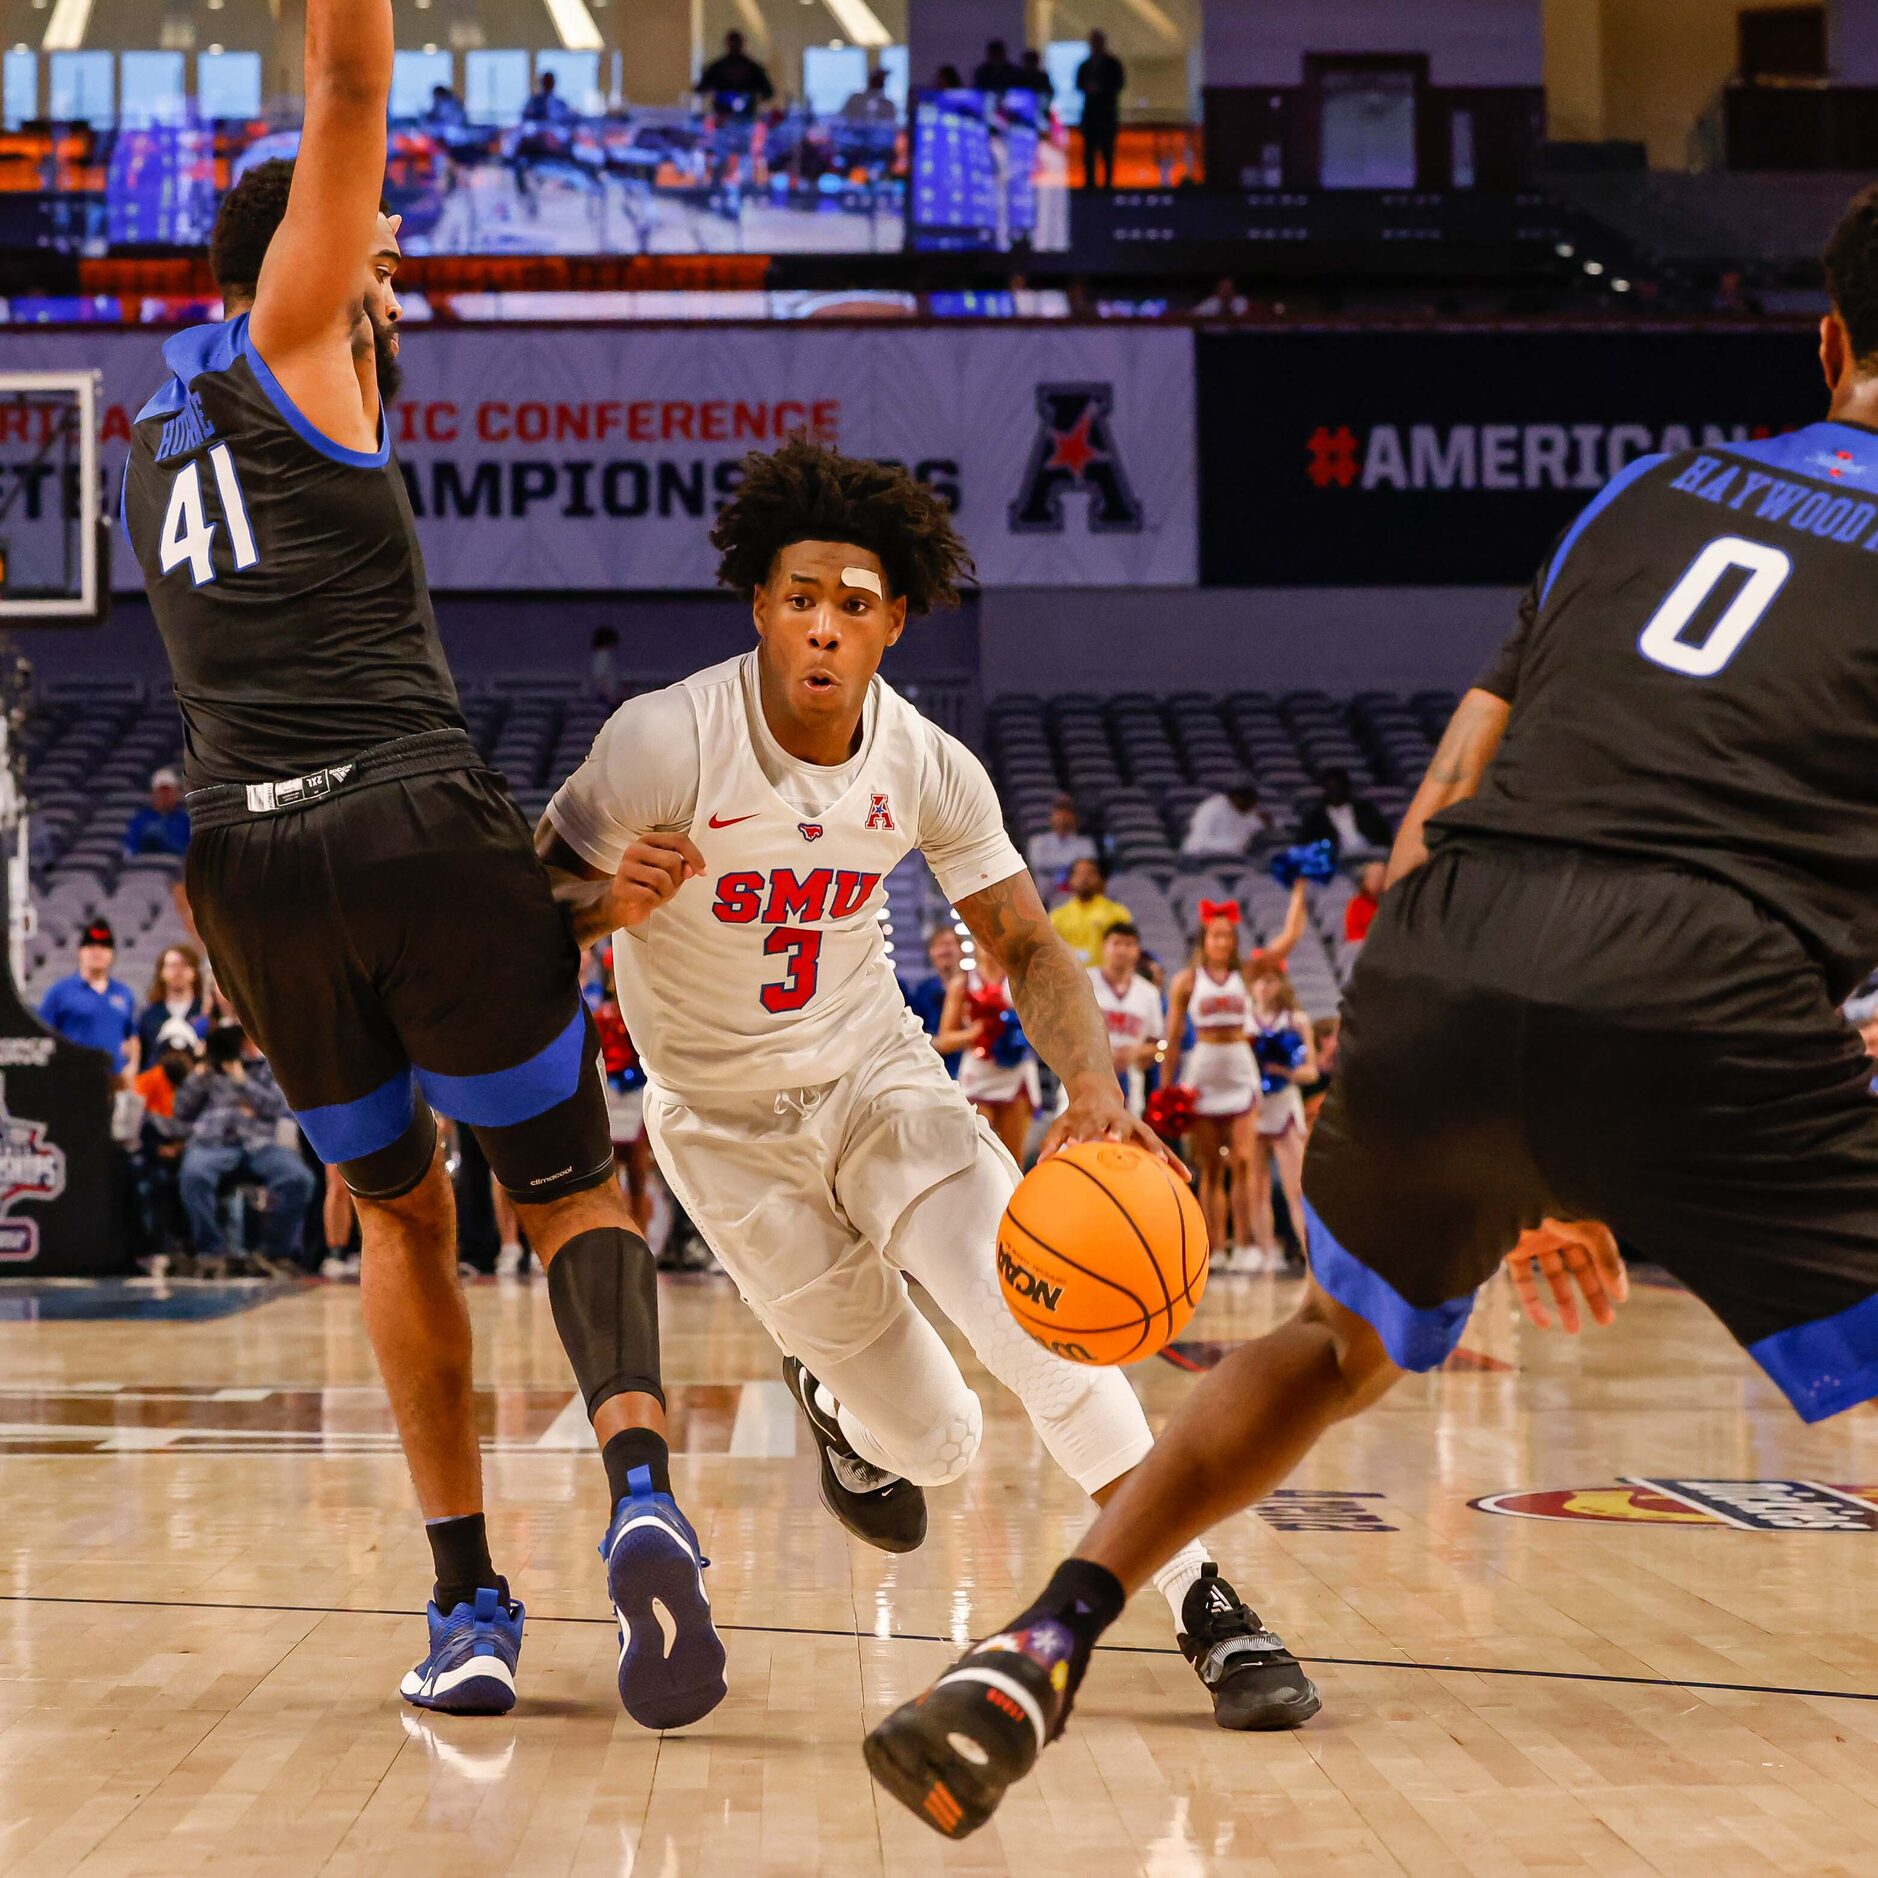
[368,304,403,403]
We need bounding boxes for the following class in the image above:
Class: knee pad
[546,1226,665,1414]
[895,1389,983,1488]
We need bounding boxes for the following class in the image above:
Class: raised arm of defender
[248,0,394,449]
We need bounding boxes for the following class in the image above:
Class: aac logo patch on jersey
[865,792,895,832]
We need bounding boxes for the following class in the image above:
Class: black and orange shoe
[863,1619,1079,1840]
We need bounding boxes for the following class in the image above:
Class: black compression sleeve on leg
[546,1227,665,1414]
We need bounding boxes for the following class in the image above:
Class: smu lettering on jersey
[609,660,933,1097]
[1434,419,1878,998]
[122,315,462,786]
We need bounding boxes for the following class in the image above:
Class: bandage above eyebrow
[843,566,884,597]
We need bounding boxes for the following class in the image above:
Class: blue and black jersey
[122,316,463,788]
[1433,420,1878,1001]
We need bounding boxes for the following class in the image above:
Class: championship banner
[6,325,1197,591]
[1198,328,1828,586]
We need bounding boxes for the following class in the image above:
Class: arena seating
[20,678,1445,1013]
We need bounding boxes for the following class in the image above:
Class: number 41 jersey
[123,315,463,788]
[1431,419,1878,1000]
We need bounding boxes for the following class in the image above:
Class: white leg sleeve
[810,1297,984,1489]
[886,1141,1156,1497]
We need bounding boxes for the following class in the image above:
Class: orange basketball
[997,1141,1208,1365]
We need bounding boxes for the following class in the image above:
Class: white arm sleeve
[544,685,703,875]
[919,725,1026,905]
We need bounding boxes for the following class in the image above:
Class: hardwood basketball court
[3,1266,1876,1875]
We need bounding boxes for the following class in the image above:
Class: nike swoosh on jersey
[707,813,758,829]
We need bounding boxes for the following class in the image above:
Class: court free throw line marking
[1,1592,1874,1705]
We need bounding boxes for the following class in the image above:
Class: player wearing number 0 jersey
[539,438,1319,1735]
[868,185,1878,1841]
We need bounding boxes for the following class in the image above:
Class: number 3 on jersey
[1637,534,1790,678]
[159,443,258,586]
[762,928,821,1013]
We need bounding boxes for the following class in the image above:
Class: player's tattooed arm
[534,818,705,948]
[955,870,1181,1169]
[1386,686,1511,887]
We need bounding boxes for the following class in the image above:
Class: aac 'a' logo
[1009,383,1144,536]
[865,792,894,832]
[0,1074,66,1261]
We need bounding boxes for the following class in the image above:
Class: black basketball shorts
[186,730,612,1202]
[1303,836,1878,1422]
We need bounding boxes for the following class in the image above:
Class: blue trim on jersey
[294,1067,419,1165]
[159,317,246,390]
[1304,1198,1474,1372]
[414,1007,586,1128]
[133,377,188,428]
[1747,1291,1878,1423]
[1716,420,1878,488]
[1538,452,1669,608]
[238,316,391,469]
[116,459,128,540]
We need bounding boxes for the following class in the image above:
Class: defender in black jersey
[866,190,1878,1839]
[122,1,723,1733]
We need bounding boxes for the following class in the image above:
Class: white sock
[1153,1543,1209,1628]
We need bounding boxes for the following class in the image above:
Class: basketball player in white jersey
[535,439,1318,1733]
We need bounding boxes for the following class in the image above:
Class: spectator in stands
[1026,793,1097,887]
[1091,920,1164,1115]
[124,767,190,860]
[973,39,1027,92]
[590,625,622,703]
[1299,766,1392,860]
[172,1024,316,1276]
[699,31,775,120]
[842,68,898,124]
[1049,857,1132,966]
[137,943,209,1068]
[904,925,965,1075]
[1016,49,1054,102]
[522,69,574,130]
[132,1017,202,1268]
[1343,861,1387,949]
[934,65,966,89]
[1076,30,1126,190]
[425,83,466,132]
[1182,779,1268,857]
[41,920,139,1083]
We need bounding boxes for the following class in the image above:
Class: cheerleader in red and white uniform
[936,952,1040,1163]
[1164,900,1261,1265]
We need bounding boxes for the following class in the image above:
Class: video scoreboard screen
[908,89,1041,252]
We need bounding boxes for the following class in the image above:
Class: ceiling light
[1583,259,1604,276]
[542,0,603,52]
[40,0,93,51]
[820,0,891,50]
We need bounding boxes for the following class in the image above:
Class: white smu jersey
[577,658,1020,1100]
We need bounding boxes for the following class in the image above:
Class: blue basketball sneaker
[400,1584,524,1716]
[601,1465,727,1730]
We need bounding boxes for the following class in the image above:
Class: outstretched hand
[1505,1219,1629,1333]
[1038,1075,1190,1179]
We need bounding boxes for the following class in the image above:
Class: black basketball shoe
[1179,1564,1321,1729]
[783,1356,927,1554]
[864,1618,1079,1839]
